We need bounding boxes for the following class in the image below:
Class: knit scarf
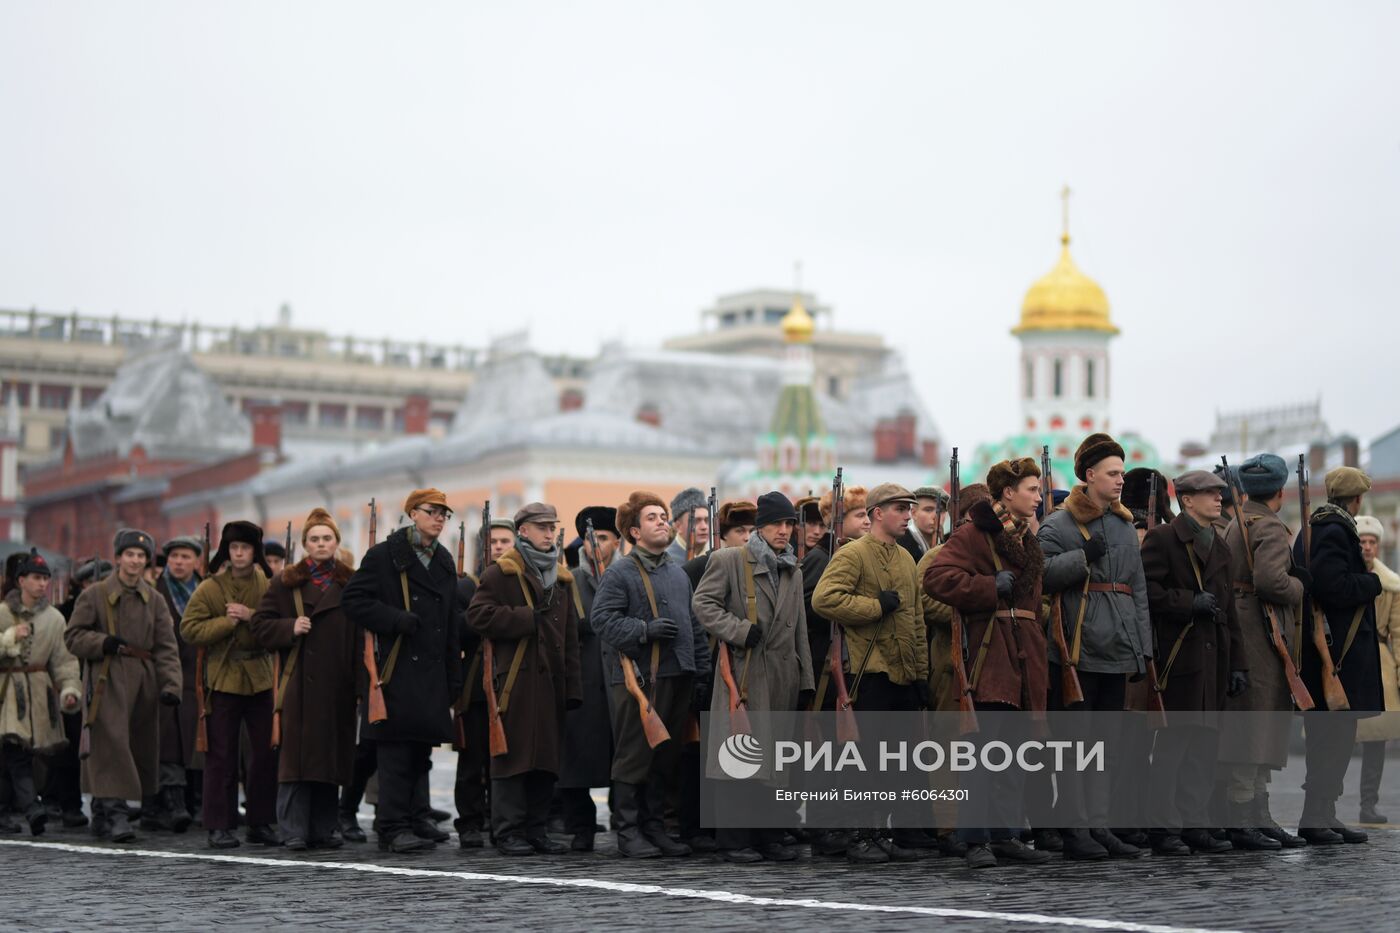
[1183,514,1215,555]
[306,557,336,592]
[992,501,1028,539]
[1311,502,1359,536]
[517,538,559,589]
[632,546,667,571]
[747,530,797,575]
[163,570,197,615]
[407,528,436,569]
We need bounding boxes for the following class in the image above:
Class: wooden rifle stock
[1144,659,1168,729]
[483,642,508,756]
[362,498,389,723]
[949,610,978,735]
[717,644,750,737]
[829,625,860,743]
[620,655,670,748]
[1050,599,1084,706]
[1297,456,1349,711]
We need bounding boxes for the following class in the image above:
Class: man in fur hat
[250,509,360,849]
[146,535,203,834]
[65,529,183,842]
[180,521,276,849]
[0,550,80,835]
[263,540,288,578]
[1037,432,1152,860]
[666,487,710,562]
[342,488,464,853]
[593,491,711,858]
[467,503,582,856]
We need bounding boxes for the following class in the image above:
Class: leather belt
[993,609,1038,622]
[1233,581,1256,594]
[0,664,47,673]
[1086,583,1133,595]
[118,646,154,661]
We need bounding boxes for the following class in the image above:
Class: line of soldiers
[0,432,1390,869]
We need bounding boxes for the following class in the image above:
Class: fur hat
[1121,468,1174,526]
[754,492,796,528]
[303,507,342,543]
[669,487,707,525]
[1326,467,1371,500]
[819,485,867,525]
[1356,515,1385,542]
[264,540,287,559]
[618,491,668,541]
[1074,433,1126,481]
[986,457,1042,500]
[114,528,155,563]
[955,483,992,525]
[403,488,449,515]
[718,501,758,536]
[73,558,114,584]
[574,506,619,539]
[15,548,50,578]
[1238,454,1289,499]
[209,520,271,576]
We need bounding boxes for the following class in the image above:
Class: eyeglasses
[416,506,453,520]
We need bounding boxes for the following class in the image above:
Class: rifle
[270,516,297,749]
[1041,444,1084,706]
[717,643,751,737]
[479,500,509,756]
[707,486,718,553]
[828,623,859,743]
[1297,455,1349,711]
[1219,457,1313,711]
[829,467,845,555]
[797,491,809,559]
[949,448,961,529]
[476,500,491,577]
[456,520,466,578]
[195,521,212,753]
[362,499,388,723]
[684,500,698,561]
[620,651,671,748]
[948,609,978,734]
[1038,444,1052,522]
[1141,474,1169,728]
[284,520,294,566]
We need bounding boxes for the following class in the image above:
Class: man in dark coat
[556,505,620,852]
[148,535,203,834]
[1293,465,1384,844]
[251,509,361,850]
[342,488,464,853]
[927,459,1051,869]
[1141,470,1248,856]
[466,502,582,856]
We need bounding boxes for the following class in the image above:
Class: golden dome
[1013,234,1119,335]
[781,294,815,343]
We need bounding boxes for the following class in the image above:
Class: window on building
[1052,359,1063,398]
[355,406,385,430]
[282,401,309,426]
[1086,359,1096,398]
[2,381,31,407]
[240,397,269,414]
[318,403,347,429]
[80,386,104,408]
[38,384,71,410]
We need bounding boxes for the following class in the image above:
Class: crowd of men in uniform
[0,431,1394,869]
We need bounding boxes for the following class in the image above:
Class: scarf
[517,538,559,589]
[163,570,198,616]
[307,557,336,592]
[746,530,797,575]
[992,501,1028,539]
[1183,514,1215,555]
[408,528,437,569]
[631,546,668,572]
[1311,502,1359,537]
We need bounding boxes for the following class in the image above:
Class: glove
[1227,670,1250,698]
[102,635,127,656]
[1191,591,1218,618]
[913,680,932,709]
[995,571,1016,601]
[877,590,901,615]
[1287,565,1313,589]
[566,697,583,711]
[398,612,421,636]
[797,688,815,711]
[692,678,711,712]
[1082,535,1108,565]
[744,624,763,649]
[642,618,678,643]
[160,692,181,707]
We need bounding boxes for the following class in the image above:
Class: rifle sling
[737,553,759,701]
[1068,520,1094,667]
[630,552,666,709]
[968,533,1004,691]
[1156,542,1208,694]
[495,572,535,716]
[273,588,306,715]
[1333,604,1368,674]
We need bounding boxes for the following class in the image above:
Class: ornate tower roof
[1012,186,1118,336]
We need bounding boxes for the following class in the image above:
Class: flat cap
[162,535,204,557]
[489,518,517,532]
[912,485,949,506]
[1238,454,1289,498]
[514,502,559,526]
[1325,466,1371,500]
[403,488,449,514]
[867,482,917,510]
[1174,470,1227,494]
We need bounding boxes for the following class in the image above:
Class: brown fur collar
[968,500,1043,604]
[1064,484,1134,526]
[281,559,354,589]
[496,548,573,585]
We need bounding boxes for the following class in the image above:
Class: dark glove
[744,624,763,648]
[1082,535,1108,565]
[160,692,181,707]
[398,612,421,636]
[1227,670,1250,698]
[1191,591,1218,618]
[102,635,127,656]
[642,618,678,643]
[797,688,815,711]
[913,680,932,709]
[877,590,901,615]
[692,678,711,712]
[1287,565,1313,589]
[566,697,583,711]
[995,571,1016,601]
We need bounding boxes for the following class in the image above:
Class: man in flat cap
[666,487,710,563]
[343,488,464,853]
[1218,453,1308,849]
[1037,433,1152,860]
[898,486,948,563]
[693,491,814,862]
[1140,470,1247,856]
[487,518,517,565]
[181,521,277,848]
[815,482,930,863]
[147,535,204,835]
[553,506,620,852]
[1292,466,1384,844]
[467,502,582,856]
[65,529,183,842]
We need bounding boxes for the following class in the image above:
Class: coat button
[411,655,419,662]
[1205,642,1213,651]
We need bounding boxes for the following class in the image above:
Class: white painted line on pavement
[0,838,1243,933]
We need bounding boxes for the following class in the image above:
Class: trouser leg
[202,693,243,830]
[1360,741,1385,812]
[240,690,278,827]
[558,786,597,836]
[492,774,528,842]
[277,782,311,841]
[1302,713,1357,827]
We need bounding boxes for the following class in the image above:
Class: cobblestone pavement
[5,749,1398,932]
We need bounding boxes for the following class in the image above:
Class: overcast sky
[3,1,1397,459]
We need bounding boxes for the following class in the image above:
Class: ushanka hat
[114,528,155,563]
[574,506,619,539]
[1074,433,1125,481]
[718,501,758,535]
[1237,454,1289,499]
[209,520,271,576]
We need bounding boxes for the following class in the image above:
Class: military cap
[912,485,949,506]
[1238,454,1289,498]
[488,518,517,533]
[15,548,50,578]
[1325,466,1371,500]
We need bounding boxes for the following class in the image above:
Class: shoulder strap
[1334,603,1369,671]
[629,552,660,617]
[1064,520,1094,665]
[497,570,536,716]
[274,587,307,715]
[378,573,411,686]
[1185,542,1206,591]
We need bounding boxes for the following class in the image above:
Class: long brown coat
[64,574,183,800]
[925,500,1048,712]
[916,545,957,712]
[466,548,582,780]
[1220,500,1303,766]
[1141,516,1245,711]
[154,571,202,769]
[250,560,360,785]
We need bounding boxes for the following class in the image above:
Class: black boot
[164,786,192,833]
[339,811,367,843]
[1032,828,1063,852]
[1090,829,1146,859]
[1060,829,1108,861]
[612,782,660,858]
[1254,793,1306,848]
[1181,828,1231,853]
[641,781,691,857]
[108,807,136,843]
[139,793,170,832]
[1228,800,1281,851]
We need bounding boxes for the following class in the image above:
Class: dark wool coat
[1294,509,1384,713]
[925,500,1048,712]
[592,551,711,685]
[342,527,463,744]
[1141,515,1245,712]
[558,558,614,788]
[155,572,202,769]
[800,544,834,678]
[466,548,582,780]
[250,560,361,785]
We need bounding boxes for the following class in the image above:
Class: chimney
[402,394,431,435]
[874,419,899,464]
[1309,441,1327,476]
[895,409,917,460]
[636,403,661,428]
[921,439,940,468]
[1340,435,1360,468]
[250,403,282,452]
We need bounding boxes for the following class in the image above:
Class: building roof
[1013,235,1118,336]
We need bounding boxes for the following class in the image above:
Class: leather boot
[641,781,690,857]
[164,786,192,833]
[1060,829,1108,861]
[108,806,136,843]
[1090,829,1146,859]
[1227,800,1281,851]
[612,782,660,858]
[1255,792,1306,848]
[139,793,171,832]
[339,811,367,843]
